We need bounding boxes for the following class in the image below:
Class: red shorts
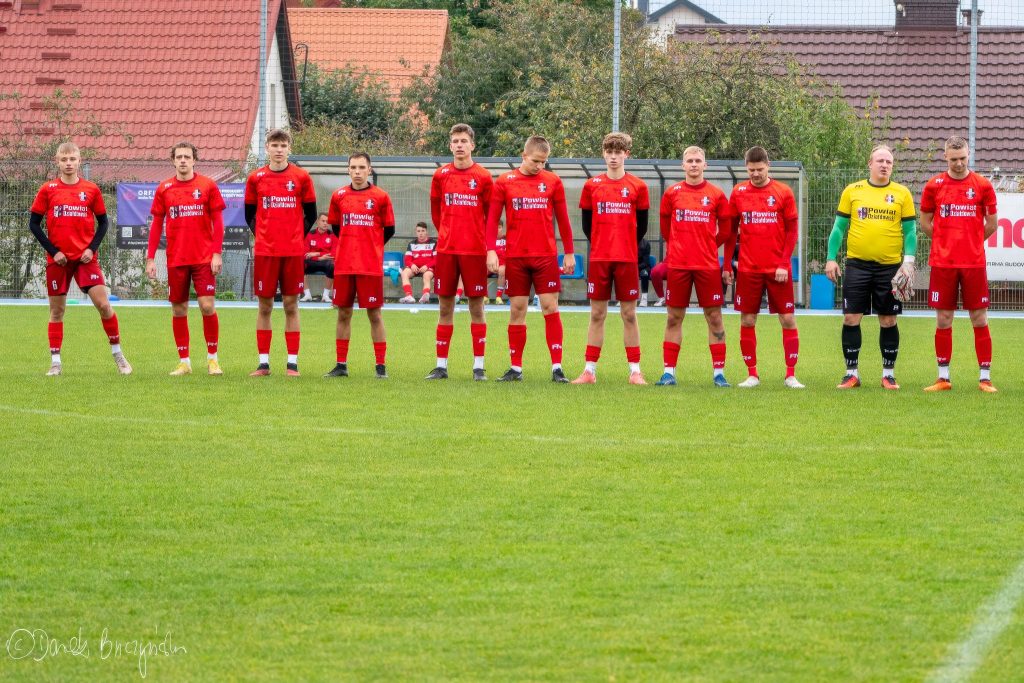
[434,253,488,298]
[734,270,795,314]
[45,259,105,297]
[334,274,384,309]
[588,260,640,301]
[665,268,724,309]
[254,255,305,298]
[928,266,990,310]
[168,263,216,303]
[505,256,562,297]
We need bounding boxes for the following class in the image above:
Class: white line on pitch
[927,555,1024,683]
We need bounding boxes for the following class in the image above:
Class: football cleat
[783,376,805,389]
[399,295,416,304]
[494,296,504,305]
[923,378,952,392]
[978,379,998,393]
[654,297,666,307]
[738,375,760,388]
[570,370,597,384]
[207,359,223,376]
[375,364,388,379]
[169,361,192,376]
[473,368,487,382]
[496,368,523,382]
[836,374,861,389]
[425,366,448,380]
[418,292,431,304]
[323,363,348,378]
[249,363,271,377]
[113,352,133,375]
[45,362,62,377]
[628,371,647,385]
[300,290,313,302]
[713,374,731,388]
[286,363,300,377]
[551,368,569,383]
[655,372,677,386]
[881,376,900,390]
[322,292,333,303]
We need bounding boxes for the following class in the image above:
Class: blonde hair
[524,135,551,155]
[55,141,80,157]
[869,144,894,162]
[683,145,706,159]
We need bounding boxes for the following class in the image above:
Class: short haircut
[449,123,475,141]
[683,145,706,159]
[170,141,199,161]
[266,128,292,145]
[55,141,80,157]
[602,132,632,153]
[524,135,551,155]
[945,136,969,151]
[869,144,894,162]
[744,146,770,164]
[415,221,428,229]
[318,211,329,219]
[348,152,371,166]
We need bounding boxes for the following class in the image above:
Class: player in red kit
[486,135,576,382]
[399,221,437,304]
[146,142,227,376]
[427,123,494,381]
[656,145,732,387]
[29,142,131,376]
[302,213,336,303]
[323,153,396,379]
[920,136,999,393]
[244,128,318,376]
[723,146,804,389]
[493,221,508,303]
[571,132,650,385]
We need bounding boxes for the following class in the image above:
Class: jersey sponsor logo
[981,295,989,303]
[511,197,549,211]
[506,173,517,180]
[441,167,450,174]
[675,208,712,222]
[336,189,346,197]
[592,177,602,183]
[741,210,780,225]
[939,203,978,219]
[52,204,89,219]
[341,212,377,228]
[857,205,898,221]
[262,195,298,210]
[712,293,721,301]
[169,203,205,220]
[596,201,632,215]
[444,192,480,207]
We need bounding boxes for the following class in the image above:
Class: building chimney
[961,8,984,27]
[894,0,960,31]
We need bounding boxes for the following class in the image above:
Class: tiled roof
[673,26,1024,171]
[289,8,449,97]
[0,0,294,174]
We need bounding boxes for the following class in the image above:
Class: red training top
[31,178,106,263]
[244,163,316,257]
[327,185,395,276]
[148,174,226,266]
[485,169,574,258]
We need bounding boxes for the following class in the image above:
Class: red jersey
[494,236,507,265]
[659,180,731,270]
[921,171,997,268]
[728,179,798,273]
[430,162,493,255]
[244,163,316,257]
[404,237,437,268]
[305,230,336,258]
[486,169,574,257]
[31,178,106,263]
[327,184,395,276]
[148,174,226,266]
[579,172,650,262]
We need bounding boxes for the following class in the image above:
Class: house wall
[249,34,292,159]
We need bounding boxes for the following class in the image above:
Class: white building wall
[249,34,292,159]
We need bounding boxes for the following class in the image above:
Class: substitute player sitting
[723,146,803,389]
[29,141,131,376]
[656,145,732,387]
[920,135,998,393]
[399,221,437,304]
[323,153,396,379]
[302,212,335,303]
[493,221,508,304]
[571,132,649,385]
[146,141,226,375]
[825,144,916,390]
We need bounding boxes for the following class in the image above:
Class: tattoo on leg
[713,330,725,341]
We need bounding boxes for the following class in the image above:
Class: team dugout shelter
[292,156,807,306]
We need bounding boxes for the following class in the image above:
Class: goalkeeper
[824,144,917,390]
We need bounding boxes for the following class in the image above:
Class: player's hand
[145,258,157,279]
[897,261,915,281]
[774,267,789,283]
[561,254,575,275]
[722,269,734,286]
[211,253,223,275]
[486,250,499,274]
[825,260,841,283]
[53,251,68,266]
[80,248,94,264]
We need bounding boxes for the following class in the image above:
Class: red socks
[285,330,300,356]
[436,324,454,359]
[625,345,641,364]
[585,344,601,363]
[935,326,953,367]
[508,324,527,368]
[256,329,272,355]
[471,322,486,358]
[172,316,190,359]
[973,325,992,369]
[543,312,563,364]
[663,341,681,368]
[782,327,799,377]
[101,314,120,345]
[336,338,349,364]
[709,342,726,371]
[373,341,387,365]
[48,321,63,354]
[740,326,757,376]
[402,284,413,296]
[203,313,219,356]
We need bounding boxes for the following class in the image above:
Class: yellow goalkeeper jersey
[836,180,915,265]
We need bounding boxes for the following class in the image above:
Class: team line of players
[29,128,998,391]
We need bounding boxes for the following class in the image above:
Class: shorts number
[931,291,939,302]
[51,279,58,290]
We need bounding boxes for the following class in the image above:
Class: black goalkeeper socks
[842,324,861,370]
[880,324,899,369]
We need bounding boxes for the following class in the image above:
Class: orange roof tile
[290,8,449,97]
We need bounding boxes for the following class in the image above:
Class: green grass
[1,303,1022,681]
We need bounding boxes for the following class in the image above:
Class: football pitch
[1,303,1022,681]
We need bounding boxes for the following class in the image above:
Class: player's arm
[244,203,257,234]
[636,208,649,242]
[918,211,934,237]
[28,212,60,258]
[901,217,918,265]
[714,215,732,248]
[145,211,165,278]
[302,202,317,236]
[553,190,575,274]
[83,213,108,263]
[659,193,671,242]
[825,214,849,283]
[383,225,395,243]
[581,209,592,241]
[984,212,998,239]
[485,184,505,273]
[779,216,799,269]
[430,196,441,230]
[721,217,738,285]
[210,209,225,275]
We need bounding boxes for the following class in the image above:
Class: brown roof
[0,0,299,177]
[673,26,1024,171]
[289,8,449,98]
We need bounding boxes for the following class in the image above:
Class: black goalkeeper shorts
[842,258,901,315]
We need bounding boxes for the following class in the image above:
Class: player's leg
[615,261,643,383]
[496,264,506,303]
[400,267,416,303]
[462,255,489,380]
[356,275,387,378]
[658,268,689,385]
[694,269,728,387]
[325,305,353,378]
[197,293,221,376]
[574,260,610,383]
[958,267,995,392]
[323,271,334,303]
[873,262,902,390]
[651,263,666,305]
[734,271,761,387]
[498,257,529,381]
[535,257,567,382]
[166,265,192,375]
[420,270,433,304]
[765,273,801,388]
[838,259,871,388]
[925,268,955,390]
[252,255,276,375]
[44,262,68,375]
[82,265,131,375]
[430,254,458,378]
[301,259,315,302]
[280,255,304,376]
[639,267,651,307]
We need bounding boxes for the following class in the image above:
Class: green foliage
[300,63,408,138]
